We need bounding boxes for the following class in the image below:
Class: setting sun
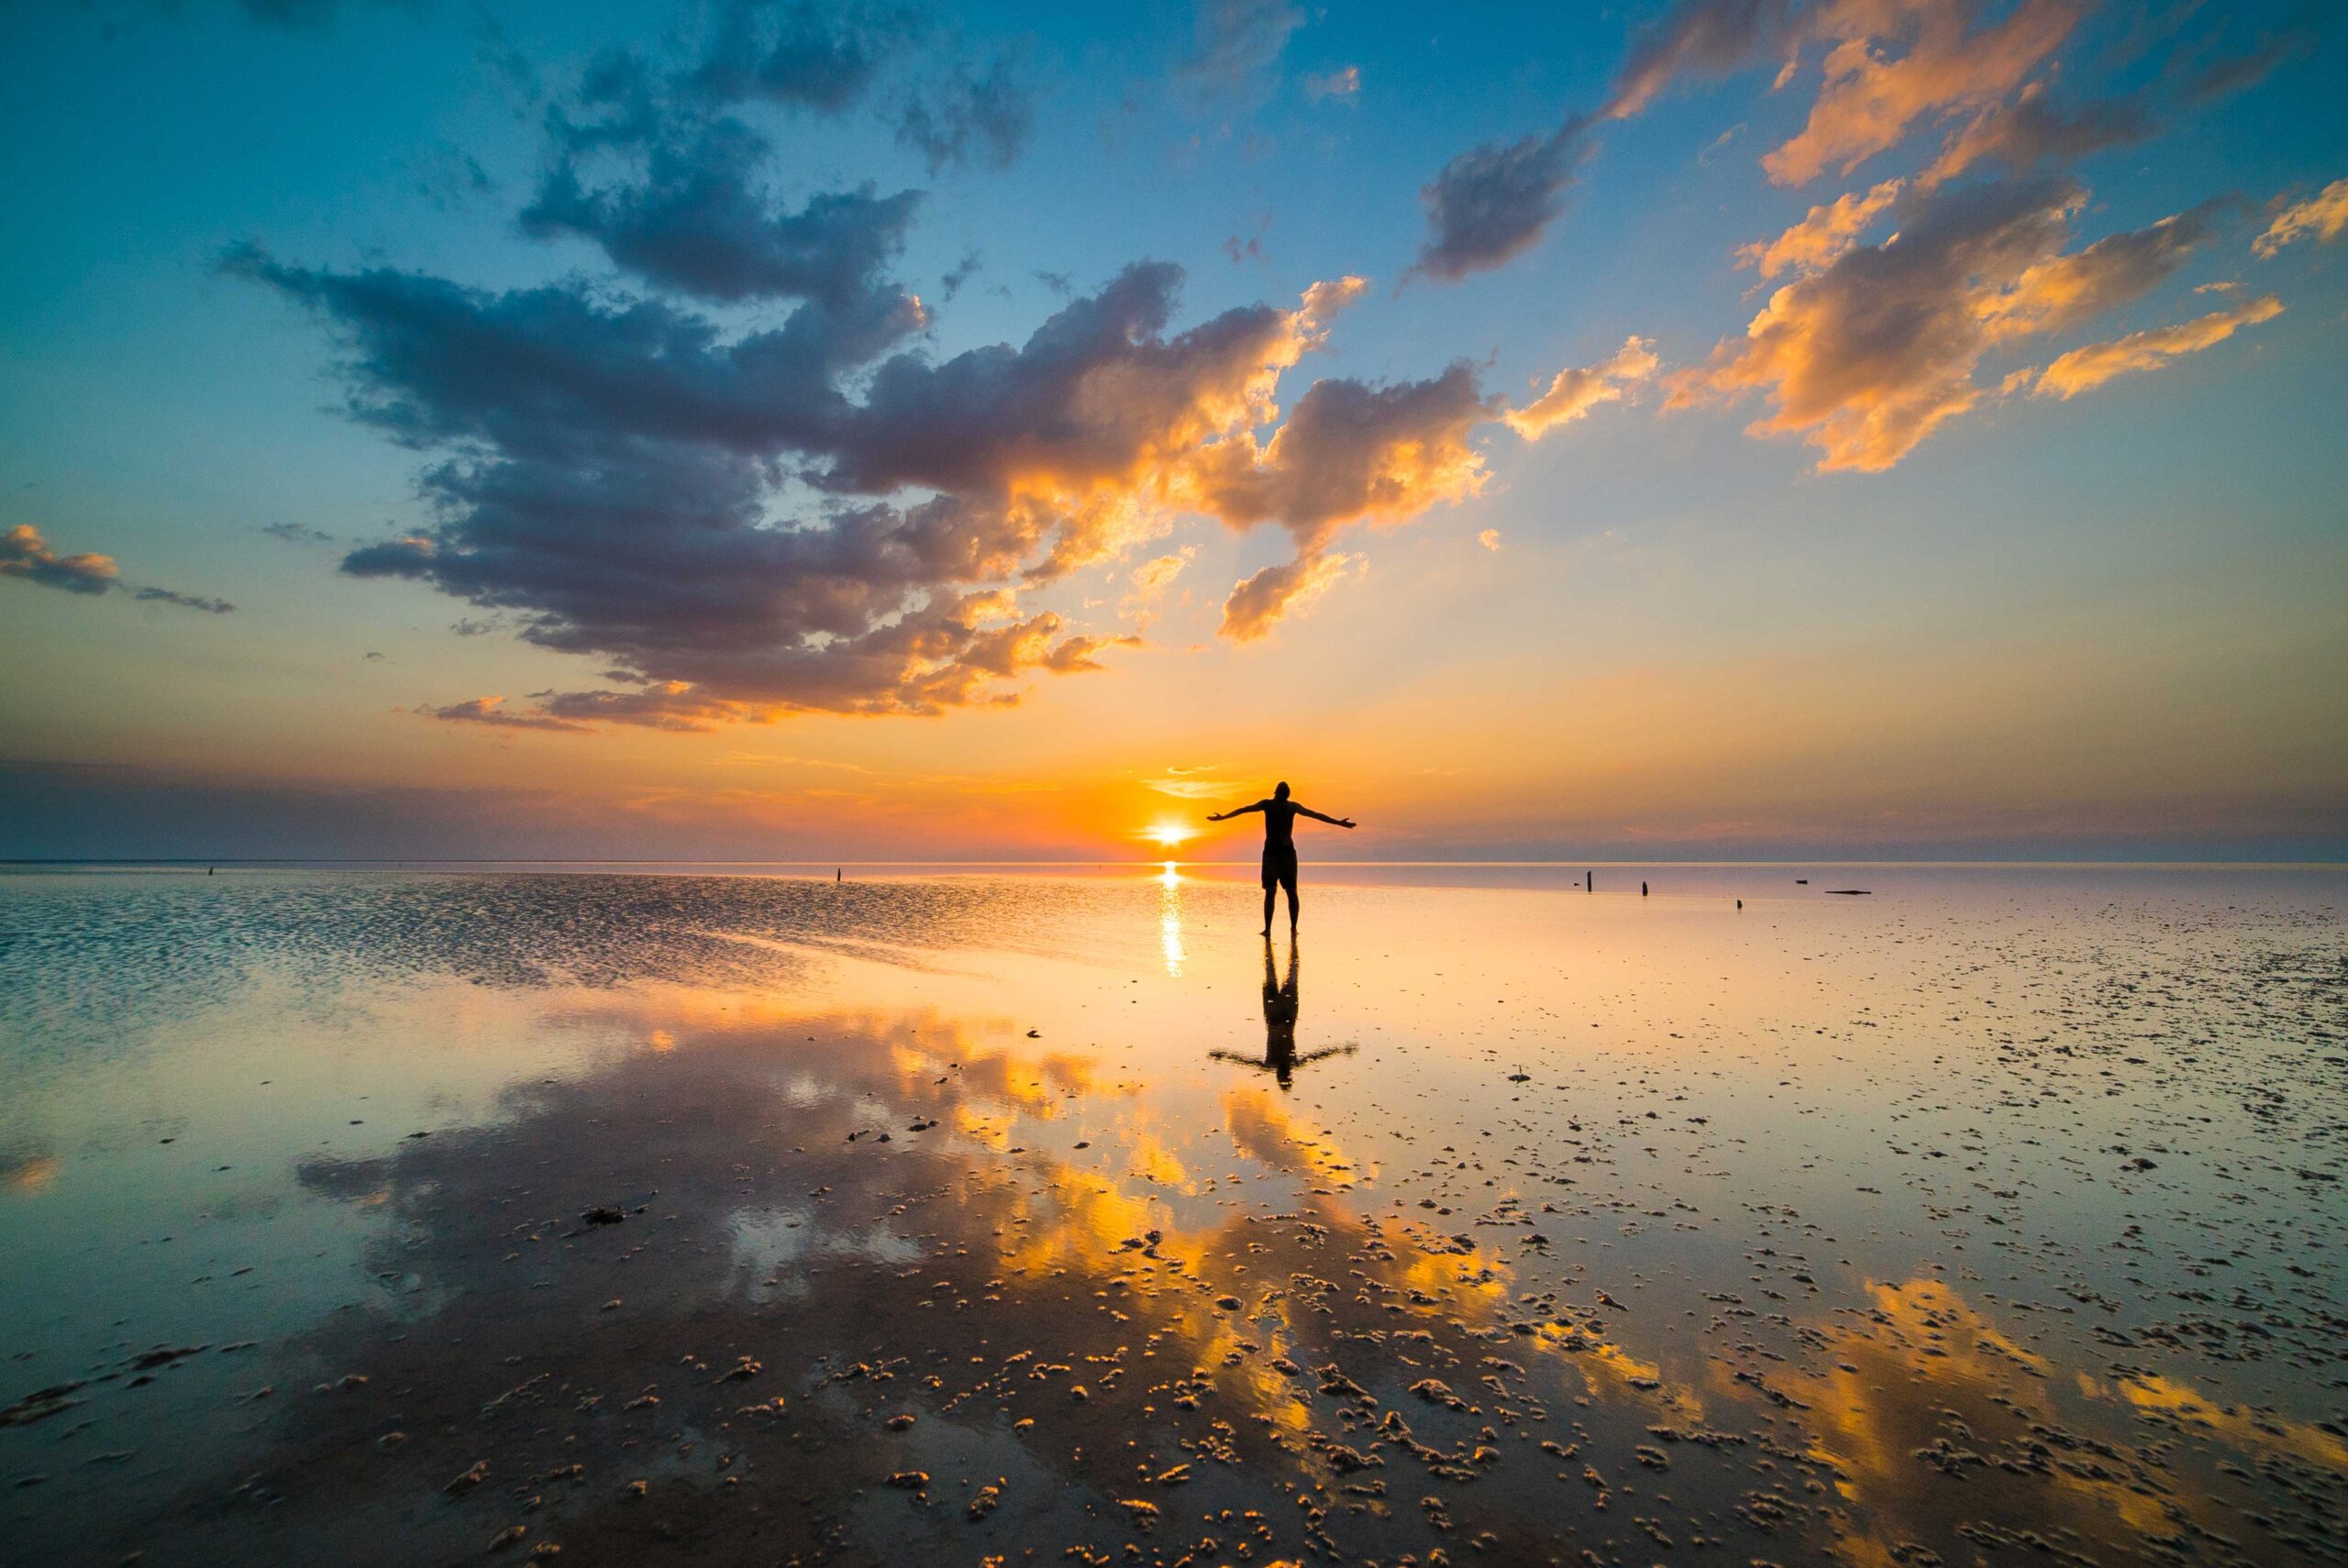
[1145,823,1195,849]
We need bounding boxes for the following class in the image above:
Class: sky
[2,0,2343,862]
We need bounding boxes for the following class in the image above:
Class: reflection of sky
[1,868,2342,1562]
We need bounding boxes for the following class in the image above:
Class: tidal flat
[1,865,2342,1566]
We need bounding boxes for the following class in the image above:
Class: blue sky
[2,0,2342,859]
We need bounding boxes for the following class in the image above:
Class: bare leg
[1285,882,1300,929]
[1261,887,1274,935]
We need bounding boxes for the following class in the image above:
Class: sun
[1145,823,1195,849]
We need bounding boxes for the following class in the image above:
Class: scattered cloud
[1121,546,1196,624]
[1144,769,1235,800]
[1180,0,1306,104]
[2,524,117,595]
[1224,212,1273,266]
[1128,547,1196,598]
[2021,294,2284,400]
[1671,178,2218,471]
[2184,22,2319,105]
[895,50,1035,174]
[1219,549,1357,641]
[1409,119,1589,283]
[261,520,337,545]
[691,1,917,114]
[2254,178,2348,258]
[134,588,237,613]
[426,696,591,733]
[1604,0,1800,121]
[3,523,232,611]
[1301,66,1359,104]
[940,249,983,298]
[1921,81,2153,189]
[1501,336,1660,438]
[1739,179,1904,280]
[1763,0,2084,187]
[1478,528,1502,551]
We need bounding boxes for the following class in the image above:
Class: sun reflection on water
[1157,860,1184,975]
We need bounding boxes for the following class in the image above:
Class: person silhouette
[1206,781,1356,934]
[1207,935,1356,1089]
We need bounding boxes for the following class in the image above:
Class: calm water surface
[1,866,2342,1566]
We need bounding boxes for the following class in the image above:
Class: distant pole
[1586,870,1592,892]
[1641,880,1648,897]
[1736,899,1742,910]
[836,867,841,883]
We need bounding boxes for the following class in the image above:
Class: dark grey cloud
[812,261,1303,501]
[260,521,337,544]
[940,250,982,299]
[236,248,1341,721]
[522,121,925,308]
[894,51,1035,174]
[1409,119,1589,283]
[134,587,236,613]
[426,696,588,733]
[223,244,853,456]
[692,1,920,113]
[544,49,666,154]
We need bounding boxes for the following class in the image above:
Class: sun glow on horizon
[1145,823,1196,849]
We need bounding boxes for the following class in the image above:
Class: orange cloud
[1501,335,1659,438]
[1219,550,1359,641]
[1918,79,2150,190]
[1,524,119,595]
[2022,294,2284,400]
[2254,176,2348,258]
[1671,180,2218,471]
[1737,180,1902,280]
[1764,0,2082,186]
[426,695,591,733]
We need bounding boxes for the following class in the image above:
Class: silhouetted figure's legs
[1260,887,1275,935]
[1285,881,1300,928]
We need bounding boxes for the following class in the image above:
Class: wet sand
[1,865,2342,1566]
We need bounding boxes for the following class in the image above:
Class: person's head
[1274,780,1290,800]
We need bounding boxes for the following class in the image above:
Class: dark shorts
[1261,843,1298,890]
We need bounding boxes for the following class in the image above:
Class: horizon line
[6,857,2344,872]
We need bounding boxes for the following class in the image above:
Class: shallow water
[1,865,2342,1566]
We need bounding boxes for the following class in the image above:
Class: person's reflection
[1210,935,1356,1089]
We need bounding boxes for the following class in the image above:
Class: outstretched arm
[1296,805,1357,829]
[1206,800,1269,823]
